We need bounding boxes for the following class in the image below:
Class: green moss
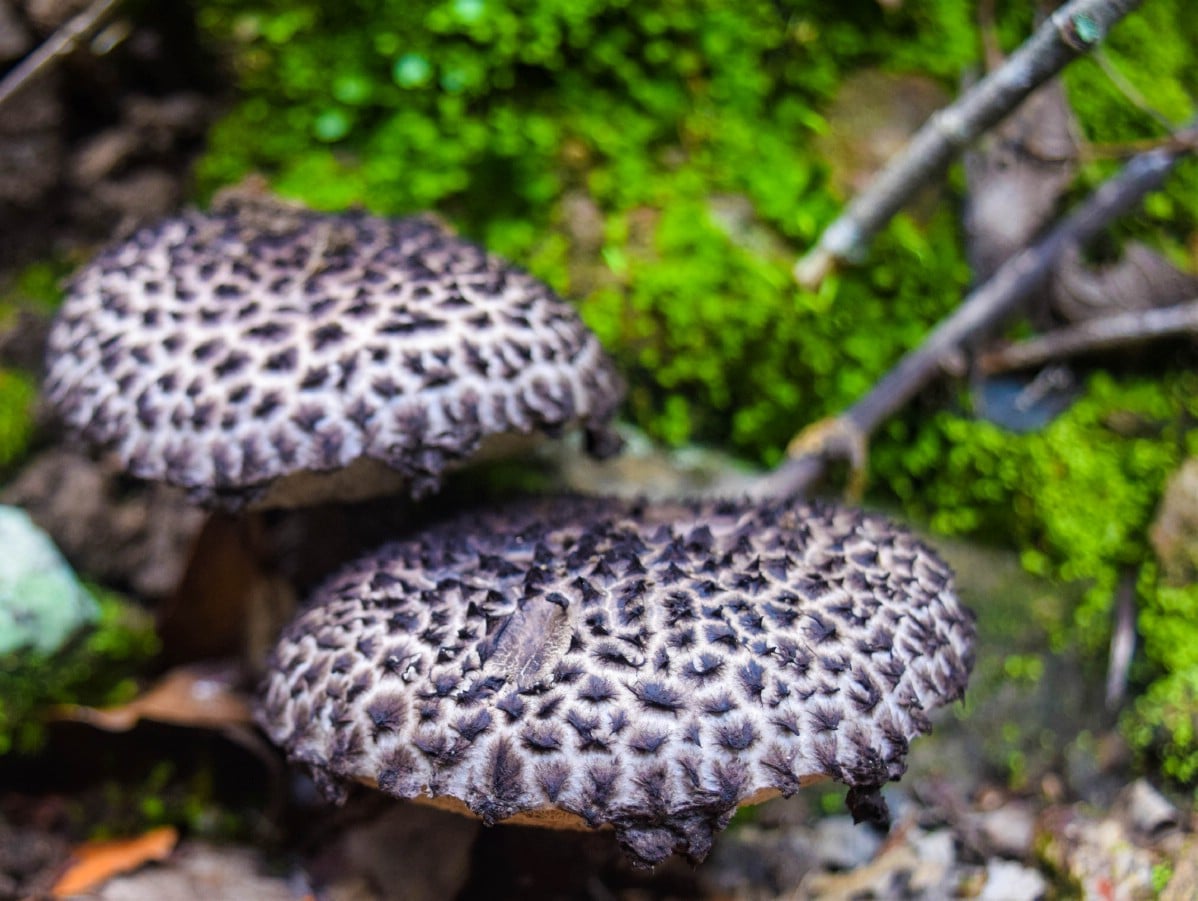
[192,0,1196,458]
[874,372,1198,780]
[0,369,36,471]
[1126,573,1198,784]
[876,373,1193,642]
[0,259,68,322]
[0,259,70,473]
[1060,0,1198,263]
[0,588,159,755]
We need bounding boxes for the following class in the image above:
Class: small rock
[972,801,1037,859]
[1117,780,1180,841]
[94,841,307,901]
[809,815,883,870]
[560,189,604,254]
[0,504,98,655]
[308,803,479,901]
[700,827,818,897]
[910,829,958,872]
[547,423,761,500]
[799,827,956,899]
[122,93,210,138]
[979,860,1047,900]
[1038,807,1158,900]
[707,193,789,257]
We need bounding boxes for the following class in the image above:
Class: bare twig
[0,0,120,113]
[1079,132,1198,161]
[1106,570,1138,711]
[793,0,1143,289]
[757,132,1195,500]
[1091,46,1179,132]
[980,300,1198,374]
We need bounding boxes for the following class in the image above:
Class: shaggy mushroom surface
[44,200,623,508]
[257,495,975,867]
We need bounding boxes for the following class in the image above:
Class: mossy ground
[0,589,158,755]
[0,261,66,473]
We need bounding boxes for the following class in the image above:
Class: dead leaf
[964,79,1080,283]
[1052,241,1198,322]
[51,825,178,897]
[53,663,253,732]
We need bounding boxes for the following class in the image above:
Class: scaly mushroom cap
[43,201,624,508]
[257,495,975,867]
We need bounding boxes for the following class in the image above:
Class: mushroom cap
[257,495,975,867]
[43,201,624,508]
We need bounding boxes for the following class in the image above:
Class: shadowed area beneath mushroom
[256,494,976,867]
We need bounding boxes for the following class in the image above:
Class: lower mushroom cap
[257,495,976,867]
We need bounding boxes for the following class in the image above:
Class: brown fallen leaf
[53,663,253,732]
[51,825,178,897]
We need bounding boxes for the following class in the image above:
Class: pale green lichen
[0,505,99,656]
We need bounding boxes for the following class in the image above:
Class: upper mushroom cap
[257,495,976,867]
[43,199,624,508]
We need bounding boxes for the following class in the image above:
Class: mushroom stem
[158,511,296,668]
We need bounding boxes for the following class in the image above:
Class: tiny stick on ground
[0,0,121,112]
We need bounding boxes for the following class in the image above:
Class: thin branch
[1091,46,1179,132]
[793,0,1144,289]
[757,131,1195,500]
[980,300,1198,374]
[0,0,120,113]
[1079,132,1198,161]
[1106,570,1138,711]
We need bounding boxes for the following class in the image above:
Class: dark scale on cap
[257,494,976,868]
[44,200,625,509]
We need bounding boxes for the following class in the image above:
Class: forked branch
[794,0,1143,289]
[760,130,1196,499]
[0,0,120,112]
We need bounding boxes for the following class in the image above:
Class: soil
[0,0,220,272]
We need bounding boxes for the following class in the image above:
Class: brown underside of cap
[379,780,827,830]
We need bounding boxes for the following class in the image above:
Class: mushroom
[40,192,624,660]
[42,192,624,511]
[257,494,976,867]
